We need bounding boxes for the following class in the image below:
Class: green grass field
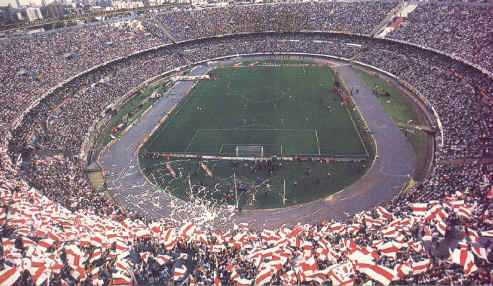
[140,157,368,209]
[93,82,168,155]
[144,65,366,157]
[139,63,371,209]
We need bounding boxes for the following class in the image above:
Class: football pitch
[140,62,371,209]
[144,65,367,157]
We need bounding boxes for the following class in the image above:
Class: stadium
[0,1,492,285]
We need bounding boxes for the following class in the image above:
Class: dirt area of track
[99,55,418,230]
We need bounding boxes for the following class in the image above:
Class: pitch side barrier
[146,152,369,162]
[91,50,433,170]
[10,31,489,171]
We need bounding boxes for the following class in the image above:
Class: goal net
[235,145,264,157]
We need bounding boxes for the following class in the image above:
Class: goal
[235,145,264,157]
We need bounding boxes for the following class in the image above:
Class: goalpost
[235,145,264,158]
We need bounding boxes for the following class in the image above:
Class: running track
[100,61,416,230]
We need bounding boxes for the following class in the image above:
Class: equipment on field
[235,145,264,158]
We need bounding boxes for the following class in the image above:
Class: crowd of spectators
[147,1,396,41]
[0,20,162,139]
[0,2,492,285]
[388,2,493,73]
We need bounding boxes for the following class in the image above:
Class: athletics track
[99,58,416,230]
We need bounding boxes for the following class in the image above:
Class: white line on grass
[315,129,321,155]
[184,130,200,153]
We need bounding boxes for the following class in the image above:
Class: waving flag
[328,222,346,234]
[178,222,196,239]
[155,254,173,265]
[393,263,412,281]
[149,222,162,236]
[174,264,188,281]
[300,256,318,278]
[236,277,253,286]
[288,225,304,238]
[280,270,298,285]
[161,228,176,250]
[410,203,427,216]
[356,263,395,286]
[64,245,85,269]
[255,268,274,286]
[450,248,477,275]
[470,244,489,261]
[375,206,393,220]
[327,263,354,286]
[376,241,400,259]
[348,246,379,264]
[411,259,431,275]
[112,273,133,285]
[28,259,50,286]
[0,266,20,286]
[305,270,328,284]
[316,247,338,263]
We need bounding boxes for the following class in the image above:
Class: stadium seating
[0,2,492,285]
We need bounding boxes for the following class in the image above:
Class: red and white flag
[328,222,345,234]
[327,263,354,286]
[450,248,477,275]
[316,247,338,263]
[299,257,318,277]
[280,270,298,285]
[377,241,400,259]
[471,244,489,261]
[393,263,412,281]
[236,277,253,286]
[112,272,133,285]
[348,247,378,264]
[155,254,173,265]
[178,222,196,239]
[410,203,427,216]
[375,206,393,220]
[28,259,50,286]
[149,222,162,236]
[161,228,176,250]
[356,263,395,286]
[64,245,85,269]
[174,264,188,281]
[305,270,328,285]
[411,258,431,275]
[287,225,304,238]
[255,268,274,286]
[0,266,20,286]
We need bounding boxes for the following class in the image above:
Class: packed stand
[0,2,492,285]
[0,21,162,138]
[150,1,396,41]
[0,165,492,285]
[7,33,493,219]
[388,2,493,73]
